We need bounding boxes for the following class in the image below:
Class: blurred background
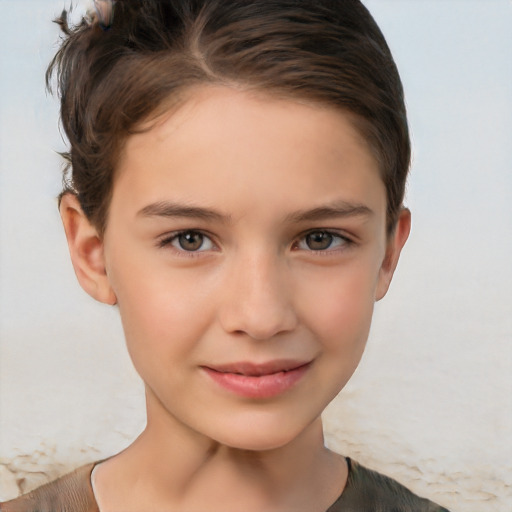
[0,1,511,509]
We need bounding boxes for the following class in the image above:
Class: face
[88,87,406,450]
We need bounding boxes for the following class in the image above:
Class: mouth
[201,360,312,398]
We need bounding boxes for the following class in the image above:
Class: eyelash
[157,229,353,256]
[293,230,353,255]
[157,230,217,257]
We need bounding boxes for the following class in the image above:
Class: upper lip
[203,360,312,376]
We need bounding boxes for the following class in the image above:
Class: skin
[60,86,410,512]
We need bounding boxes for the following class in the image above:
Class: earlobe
[60,194,117,305]
[375,208,411,301]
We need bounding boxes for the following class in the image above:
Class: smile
[201,360,312,399]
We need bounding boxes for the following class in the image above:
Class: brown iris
[305,231,334,251]
[177,231,204,251]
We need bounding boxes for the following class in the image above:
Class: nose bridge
[219,246,297,340]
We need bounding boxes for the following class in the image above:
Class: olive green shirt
[0,458,449,512]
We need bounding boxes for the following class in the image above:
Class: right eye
[159,230,215,252]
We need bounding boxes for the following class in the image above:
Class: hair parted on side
[47,0,410,236]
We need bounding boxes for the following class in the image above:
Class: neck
[94,388,347,512]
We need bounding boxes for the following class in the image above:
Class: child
[1,0,450,510]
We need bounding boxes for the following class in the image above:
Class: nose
[218,250,298,340]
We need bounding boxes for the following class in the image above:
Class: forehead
[113,86,385,221]
[125,85,376,161]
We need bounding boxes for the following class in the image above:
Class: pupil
[306,232,332,250]
[179,232,203,251]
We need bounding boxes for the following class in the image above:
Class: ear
[375,208,411,301]
[60,193,117,305]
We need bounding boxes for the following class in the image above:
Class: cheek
[291,265,378,407]
[298,262,378,350]
[108,260,215,371]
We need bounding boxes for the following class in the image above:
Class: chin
[222,433,294,452]
[207,411,316,452]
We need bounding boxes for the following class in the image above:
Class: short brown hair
[47,0,410,235]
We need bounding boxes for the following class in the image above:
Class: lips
[201,360,312,398]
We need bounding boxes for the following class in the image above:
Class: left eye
[163,231,215,252]
[296,231,348,251]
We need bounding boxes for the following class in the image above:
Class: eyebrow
[284,200,374,223]
[137,199,373,224]
[137,201,231,223]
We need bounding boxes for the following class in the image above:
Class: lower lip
[202,363,311,399]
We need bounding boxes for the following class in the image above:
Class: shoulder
[328,458,450,512]
[0,462,99,512]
